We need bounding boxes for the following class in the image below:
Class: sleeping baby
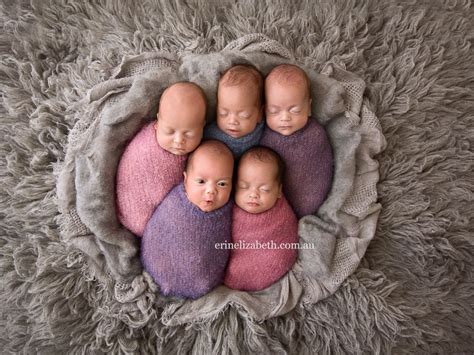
[224,146,298,292]
[141,140,234,299]
[115,81,207,237]
[204,64,265,158]
[261,64,334,218]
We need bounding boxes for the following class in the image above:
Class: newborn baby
[261,64,334,218]
[141,140,234,299]
[204,64,265,158]
[116,82,207,236]
[224,146,298,292]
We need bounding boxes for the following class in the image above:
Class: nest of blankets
[56,34,386,325]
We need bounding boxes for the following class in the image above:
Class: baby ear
[183,171,187,181]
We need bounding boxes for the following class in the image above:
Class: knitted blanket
[116,122,186,237]
[224,196,298,291]
[54,34,385,326]
[261,118,333,218]
[203,119,265,158]
[141,184,232,300]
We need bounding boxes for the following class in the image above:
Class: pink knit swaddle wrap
[224,196,299,291]
[116,122,186,236]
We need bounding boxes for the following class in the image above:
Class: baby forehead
[193,149,230,164]
[237,156,280,183]
[265,64,311,91]
[160,82,207,105]
[239,154,277,167]
[220,65,263,86]
[238,158,277,179]
[187,141,234,169]
[238,151,280,173]
[238,147,283,179]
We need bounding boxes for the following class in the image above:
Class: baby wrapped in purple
[261,118,333,218]
[141,140,235,299]
[141,184,232,299]
[261,64,334,218]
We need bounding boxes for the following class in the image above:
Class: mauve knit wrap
[203,120,265,158]
[115,122,186,237]
[260,118,333,218]
[224,196,298,291]
[141,183,233,300]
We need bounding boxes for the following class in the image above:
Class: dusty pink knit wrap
[115,122,186,236]
[224,196,299,291]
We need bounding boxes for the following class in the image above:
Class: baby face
[265,80,312,136]
[184,150,233,212]
[235,158,282,214]
[217,85,262,139]
[155,85,206,155]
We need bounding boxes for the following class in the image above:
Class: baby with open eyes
[224,146,299,292]
[116,82,207,237]
[204,64,265,158]
[141,140,234,299]
[261,64,334,218]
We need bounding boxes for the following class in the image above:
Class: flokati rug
[1,1,473,353]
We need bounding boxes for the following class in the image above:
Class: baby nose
[173,133,185,143]
[281,112,291,121]
[249,189,259,198]
[228,114,239,125]
[205,185,217,195]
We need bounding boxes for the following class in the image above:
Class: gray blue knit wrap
[203,120,265,158]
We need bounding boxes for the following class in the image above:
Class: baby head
[155,82,207,155]
[216,64,264,139]
[265,64,312,136]
[235,146,284,214]
[184,140,234,212]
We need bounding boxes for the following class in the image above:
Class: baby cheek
[235,189,244,203]
[267,116,280,129]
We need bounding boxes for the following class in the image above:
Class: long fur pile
[1,0,473,353]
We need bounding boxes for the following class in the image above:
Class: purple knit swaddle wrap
[141,183,233,300]
[261,118,334,218]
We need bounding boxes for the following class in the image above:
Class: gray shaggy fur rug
[1,0,473,353]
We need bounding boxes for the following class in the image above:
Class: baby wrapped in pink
[116,122,187,236]
[115,82,207,236]
[224,147,298,291]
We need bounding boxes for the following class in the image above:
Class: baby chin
[198,199,220,212]
[224,128,244,138]
[274,126,296,136]
[167,146,189,155]
[237,200,271,214]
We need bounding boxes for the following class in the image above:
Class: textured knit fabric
[261,118,333,218]
[224,196,298,291]
[116,122,186,237]
[203,120,265,158]
[141,183,233,300]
